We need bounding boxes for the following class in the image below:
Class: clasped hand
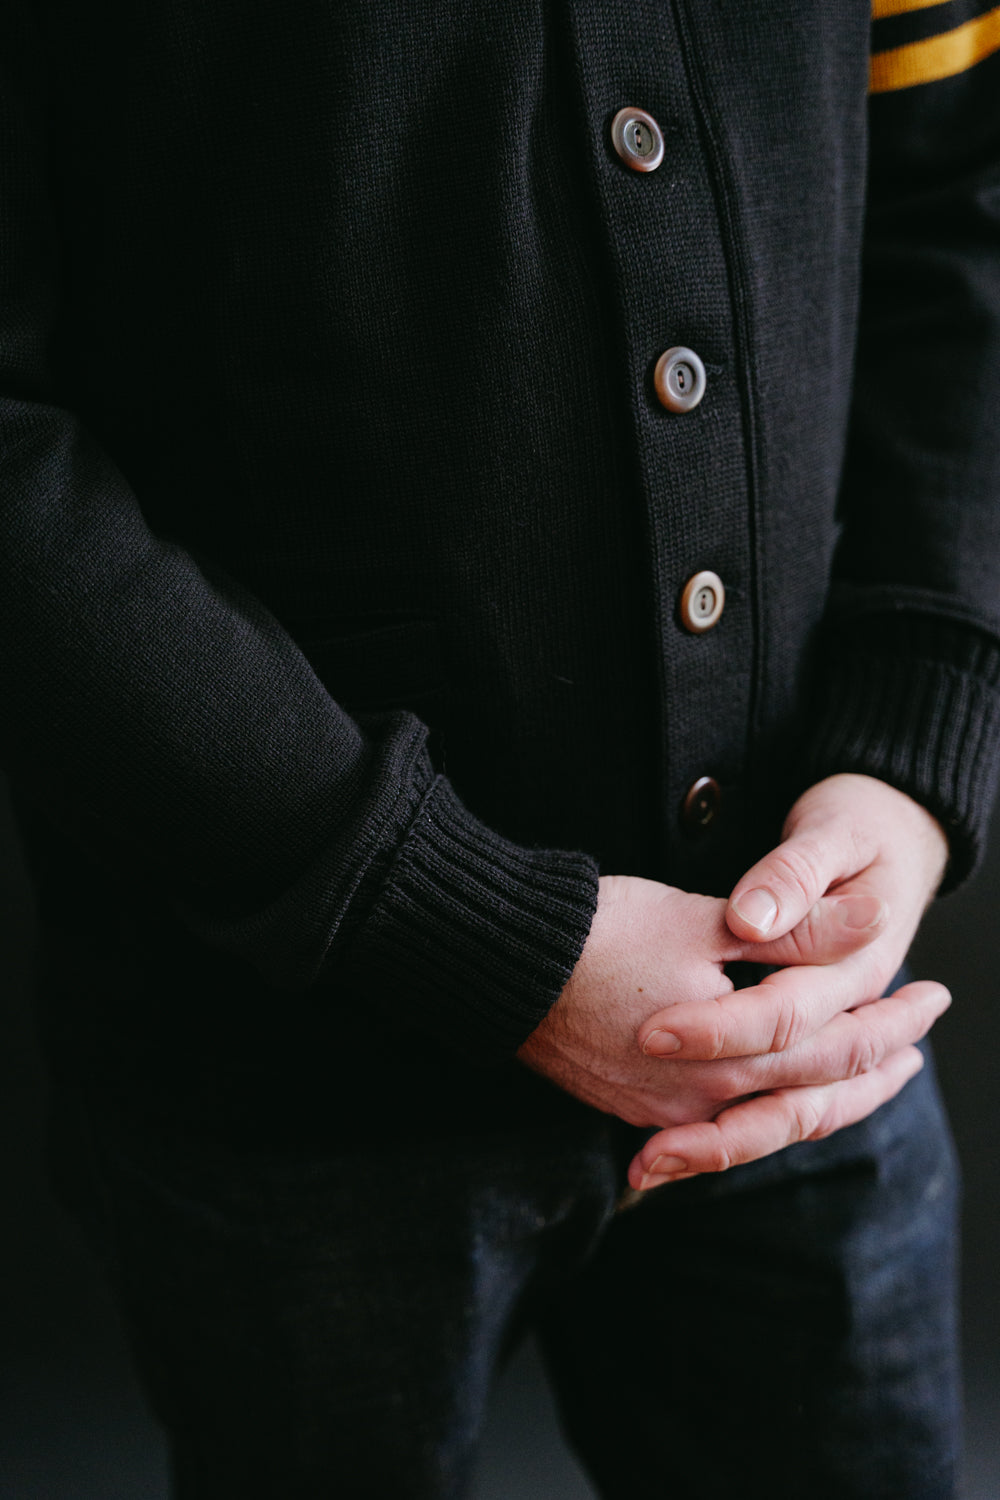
[517,774,951,1190]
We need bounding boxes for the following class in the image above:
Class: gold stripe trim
[872,0,951,18]
[870,4,1000,90]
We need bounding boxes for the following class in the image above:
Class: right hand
[516,873,948,1144]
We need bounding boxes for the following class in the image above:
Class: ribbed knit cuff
[803,619,1000,891]
[338,773,600,1059]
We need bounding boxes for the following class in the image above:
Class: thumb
[739,887,888,968]
[727,826,864,943]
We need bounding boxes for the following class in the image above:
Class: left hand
[629,774,950,1189]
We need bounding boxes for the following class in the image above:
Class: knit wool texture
[2,2,1000,1123]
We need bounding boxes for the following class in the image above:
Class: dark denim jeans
[49,1049,960,1500]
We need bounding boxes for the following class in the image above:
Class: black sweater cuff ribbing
[338,771,601,1059]
[804,617,1000,891]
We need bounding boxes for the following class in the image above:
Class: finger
[733,891,888,968]
[639,949,886,1060]
[737,980,950,1092]
[726,827,872,943]
[628,1047,925,1189]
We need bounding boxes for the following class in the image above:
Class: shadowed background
[1,773,996,1498]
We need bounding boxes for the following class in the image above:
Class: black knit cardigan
[3,1,1000,1130]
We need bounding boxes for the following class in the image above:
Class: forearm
[802,52,1000,884]
[0,415,599,1048]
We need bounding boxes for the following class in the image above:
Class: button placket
[607,91,730,847]
[571,13,752,856]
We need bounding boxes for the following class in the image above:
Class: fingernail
[733,887,777,934]
[649,1154,687,1177]
[835,895,884,931]
[642,1029,682,1056]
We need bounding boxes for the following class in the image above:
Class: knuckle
[768,839,828,905]
[845,1019,882,1077]
[686,996,730,1060]
[785,910,820,963]
[703,1131,733,1174]
[769,991,808,1053]
[789,1093,825,1144]
[705,1007,730,1060]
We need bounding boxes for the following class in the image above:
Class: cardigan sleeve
[802,15,1000,889]
[0,13,599,1058]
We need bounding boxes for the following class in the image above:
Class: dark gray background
[1,774,996,1498]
